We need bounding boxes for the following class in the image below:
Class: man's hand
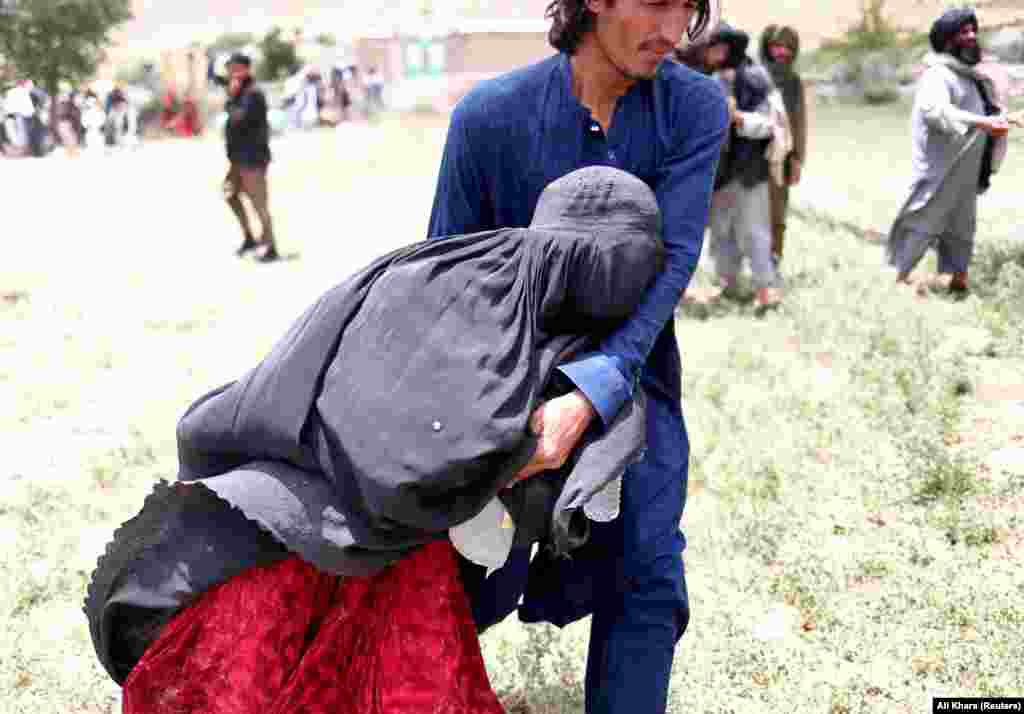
[978,116,1010,137]
[511,390,597,485]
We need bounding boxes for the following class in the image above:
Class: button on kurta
[432,421,444,433]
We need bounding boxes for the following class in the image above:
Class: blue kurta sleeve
[558,80,729,426]
[427,100,496,239]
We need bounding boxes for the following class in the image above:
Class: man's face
[590,0,700,80]
[228,62,251,85]
[951,22,981,65]
[768,42,794,65]
[703,41,730,72]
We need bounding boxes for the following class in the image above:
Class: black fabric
[929,7,978,54]
[224,78,271,167]
[708,23,750,70]
[972,77,999,194]
[84,481,288,684]
[715,60,773,190]
[85,166,663,684]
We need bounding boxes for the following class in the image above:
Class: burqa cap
[529,166,664,322]
[929,6,979,53]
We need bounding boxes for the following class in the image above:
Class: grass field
[1,103,1022,714]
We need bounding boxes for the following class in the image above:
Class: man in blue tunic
[427,1,728,712]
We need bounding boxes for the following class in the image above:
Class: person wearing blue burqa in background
[427,0,728,712]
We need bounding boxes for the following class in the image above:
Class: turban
[929,7,979,54]
[705,22,750,69]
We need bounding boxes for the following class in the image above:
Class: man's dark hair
[928,6,978,54]
[546,0,712,54]
[228,52,252,68]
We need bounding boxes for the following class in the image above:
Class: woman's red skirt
[123,540,504,714]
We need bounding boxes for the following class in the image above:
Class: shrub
[258,27,301,82]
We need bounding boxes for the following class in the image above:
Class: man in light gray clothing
[887,7,1009,294]
[704,24,787,310]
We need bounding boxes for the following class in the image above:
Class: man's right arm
[919,70,1002,136]
[427,100,495,239]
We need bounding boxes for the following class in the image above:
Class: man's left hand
[510,390,597,485]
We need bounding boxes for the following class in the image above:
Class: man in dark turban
[760,25,808,266]
[887,7,1010,294]
[681,23,789,309]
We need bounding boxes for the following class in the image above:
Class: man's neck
[570,35,637,131]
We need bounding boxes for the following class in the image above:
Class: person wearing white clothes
[4,80,35,152]
[702,24,790,310]
[81,93,107,153]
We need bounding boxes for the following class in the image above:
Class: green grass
[1,107,1023,713]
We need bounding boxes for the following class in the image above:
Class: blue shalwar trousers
[460,394,690,714]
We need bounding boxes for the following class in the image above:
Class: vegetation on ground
[1,107,1022,713]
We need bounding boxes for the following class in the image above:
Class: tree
[0,0,132,95]
[258,26,301,81]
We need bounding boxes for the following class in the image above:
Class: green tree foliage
[0,0,133,94]
[821,0,900,54]
[313,32,337,47]
[208,32,257,55]
[258,27,300,81]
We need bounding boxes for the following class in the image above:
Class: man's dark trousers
[462,392,690,714]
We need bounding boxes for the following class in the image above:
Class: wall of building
[445,31,551,75]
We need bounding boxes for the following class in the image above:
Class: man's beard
[766,58,794,83]
[954,42,981,66]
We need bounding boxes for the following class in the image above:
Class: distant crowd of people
[279,64,387,130]
[2,80,141,159]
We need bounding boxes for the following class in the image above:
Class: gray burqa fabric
[84,166,664,684]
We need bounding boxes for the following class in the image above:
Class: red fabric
[123,540,505,714]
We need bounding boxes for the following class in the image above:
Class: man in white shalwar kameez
[887,7,1009,294]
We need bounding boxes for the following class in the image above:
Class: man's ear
[585,0,607,15]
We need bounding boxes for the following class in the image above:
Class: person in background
[365,67,385,114]
[223,52,279,263]
[760,25,807,266]
[886,7,1009,295]
[106,86,131,149]
[53,83,82,158]
[704,23,789,310]
[3,79,35,155]
[81,90,108,154]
